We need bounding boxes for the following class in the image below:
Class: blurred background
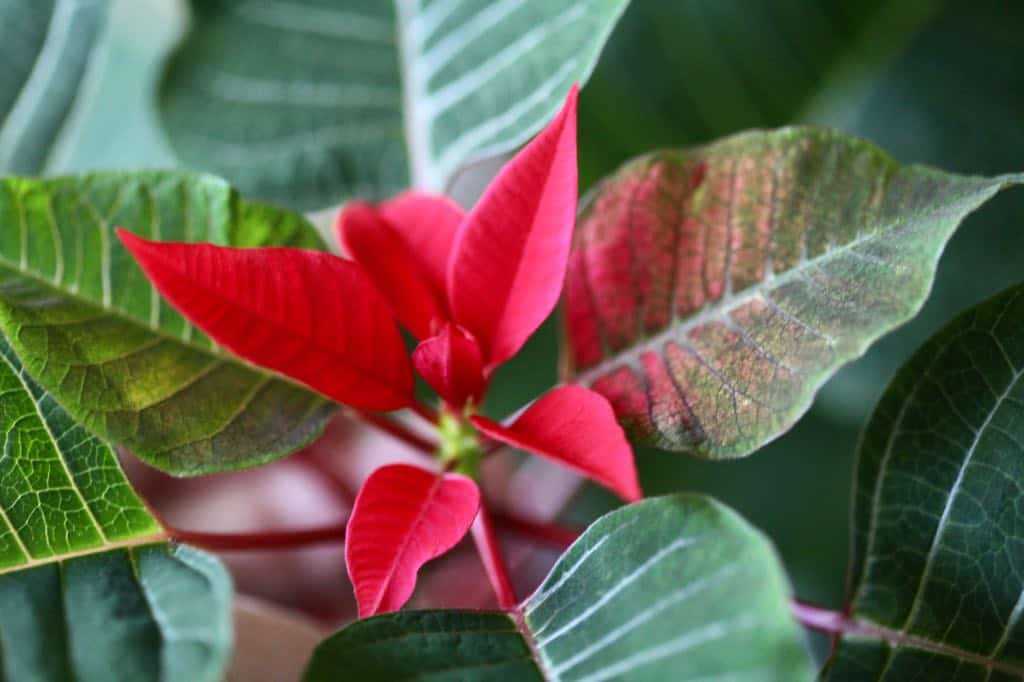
[21,0,1024,667]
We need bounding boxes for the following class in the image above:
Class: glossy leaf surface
[564,127,1024,458]
[0,334,232,682]
[0,171,335,475]
[449,86,578,368]
[307,494,812,680]
[119,232,413,411]
[159,0,626,210]
[346,464,480,617]
[0,0,108,175]
[471,386,640,501]
[825,284,1024,680]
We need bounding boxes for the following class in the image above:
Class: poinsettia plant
[3,1,1024,681]
[118,87,640,616]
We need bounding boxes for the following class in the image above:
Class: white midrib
[0,346,171,574]
[896,365,1024,637]
[394,0,436,190]
[42,0,112,174]
[0,0,75,169]
[571,193,1003,386]
[0,532,169,576]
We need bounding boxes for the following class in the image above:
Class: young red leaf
[117,229,412,411]
[379,192,464,300]
[447,85,579,369]
[337,202,446,339]
[345,464,480,617]
[412,323,485,409]
[471,385,641,502]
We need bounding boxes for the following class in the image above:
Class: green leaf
[0,0,109,175]
[0,544,233,682]
[0,333,161,567]
[158,0,629,210]
[0,171,336,475]
[824,283,1024,680]
[304,494,812,680]
[562,127,1024,459]
[0,332,232,682]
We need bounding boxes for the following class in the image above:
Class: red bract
[345,464,480,617]
[117,232,413,411]
[118,85,641,618]
[471,386,641,502]
[412,323,485,409]
[447,83,579,370]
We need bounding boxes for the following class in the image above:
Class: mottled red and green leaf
[563,127,1024,458]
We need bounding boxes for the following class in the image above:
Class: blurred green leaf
[577,0,942,189]
[0,332,232,682]
[305,495,812,681]
[0,544,233,682]
[565,126,1023,458]
[825,283,1024,678]
[159,0,629,210]
[0,171,335,475]
[0,0,109,175]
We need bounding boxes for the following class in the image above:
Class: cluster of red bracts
[117,86,641,617]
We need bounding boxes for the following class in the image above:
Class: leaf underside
[825,284,1024,680]
[0,543,232,682]
[305,494,813,681]
[563,126,1023,459]
[0,333,232,682]
[159,0,629,210]
[0,171,335,475]
[0,0,108,175]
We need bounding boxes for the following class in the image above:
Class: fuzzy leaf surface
[306,494,812,680]
[158,0,627,210]
[0,334,232,682]
[0,0,108,175]
[564,127,1024,458]
[0,171,335,475]
[825,284,1024,680]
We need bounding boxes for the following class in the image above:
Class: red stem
[354,409,438,454]
[791,600,1023,675]
[791,600,847,633]
[470,504,518,610]
[492,511,581,549]
[482,439,507,456]
[167,523,346,551]
[410,399,439,426]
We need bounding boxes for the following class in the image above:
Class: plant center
[437,409,483,477]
